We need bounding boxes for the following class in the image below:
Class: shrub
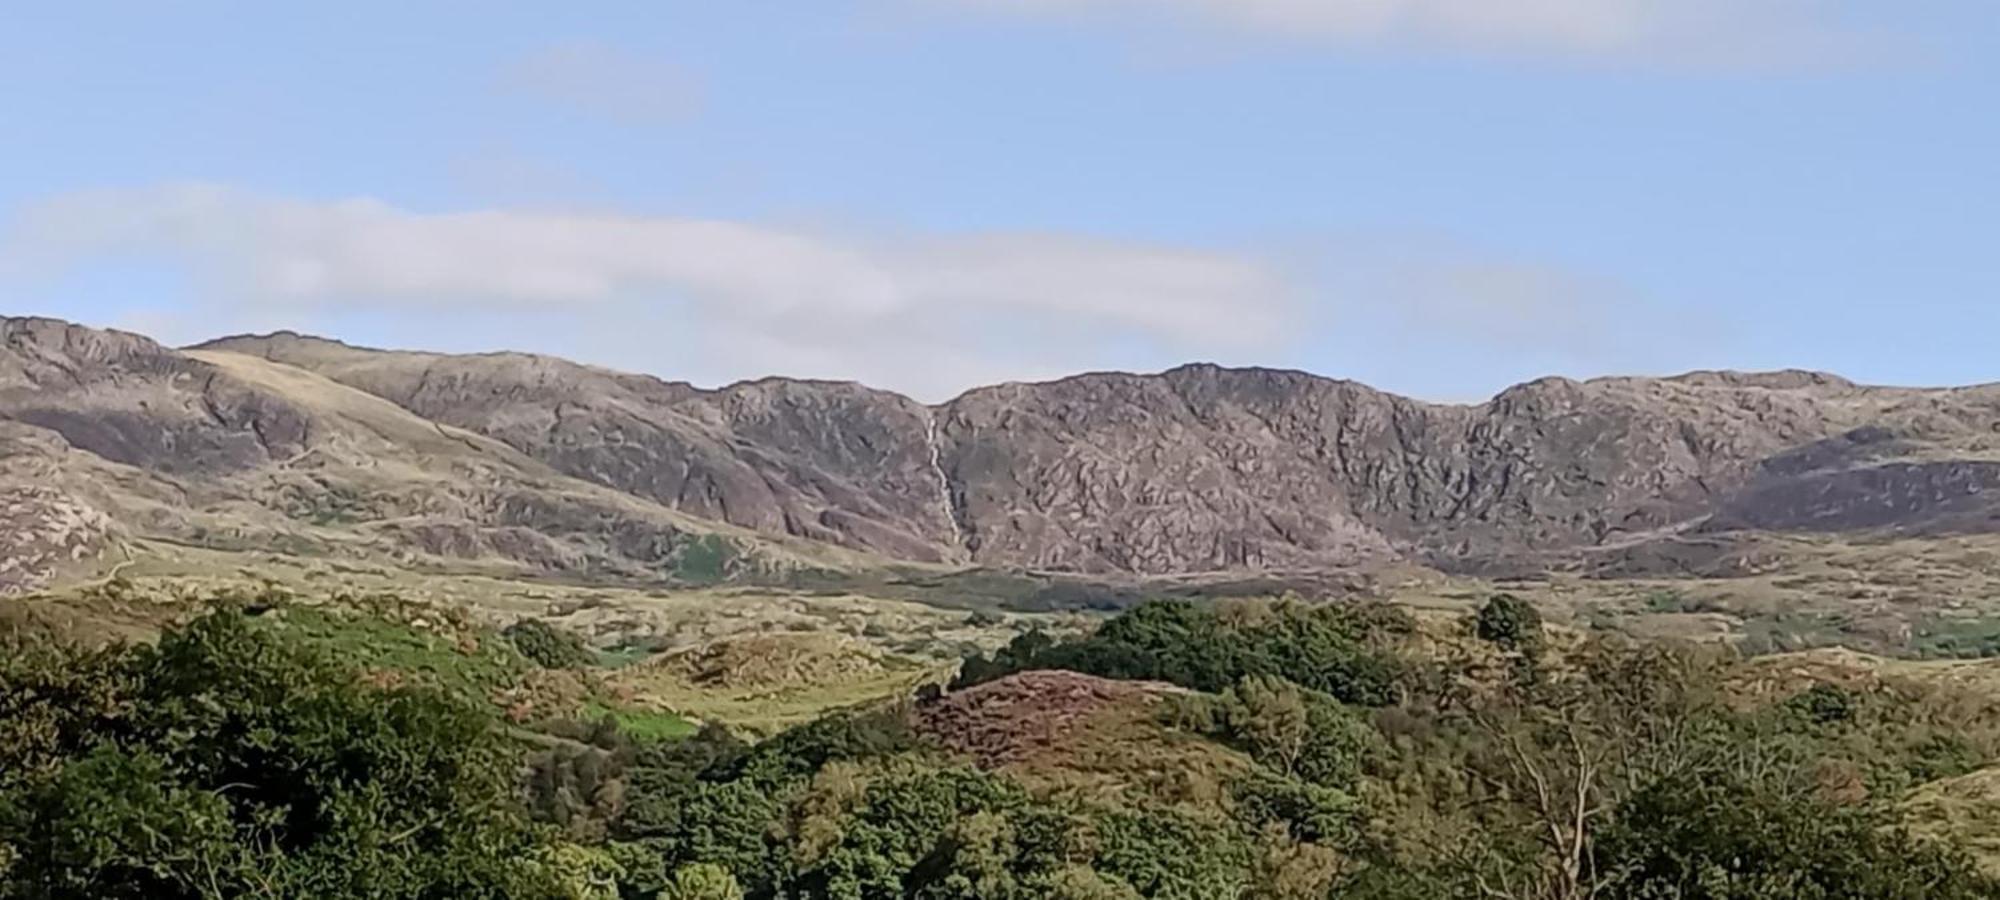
[956,599,1408,706]
[1786,682,1858,725]
[1205,676,1374,789]
[504,618,596,669]
[1474,594,1543,653]
[0,607,560,898]
[660,863,745,900]
[1598,771,1997,899]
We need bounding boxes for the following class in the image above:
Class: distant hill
[0,317,853,594]
[7,315,2000,593]
[199,325,2000,576]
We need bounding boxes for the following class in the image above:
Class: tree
[1475,595,1544,654]
[0,606,559,899]
[2,747,239,900]
[1597,771,1997,899]
[504,618,596,669]
[1093,808,1254,900]
[1199,676,1373,790]
[1467,708,1610,900]
[1224,676,1312,777]
[955,599,1409,706]
[658,863,744,900]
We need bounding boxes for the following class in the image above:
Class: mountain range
[6,314,2000,595]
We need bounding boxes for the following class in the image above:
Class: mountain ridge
[195,324,2000,574]
[0,316,874,595]
[192,325,1919,406]
[9,315,2000,588]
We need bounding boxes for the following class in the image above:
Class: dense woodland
[5,592,2000,898]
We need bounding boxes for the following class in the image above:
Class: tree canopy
[6,595,1999,898]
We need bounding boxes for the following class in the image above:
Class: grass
[258,605,529,700]
[54,525,2000,750]
[15,550,1062,736]
[259,602,885,739]
[594,644,657,669]
[45,541,1068,658]
[1905,766,2000,877]
[614,655,944,736]
[673,534,738,584]
[1912,616,2000,660]
[582,701,699,742]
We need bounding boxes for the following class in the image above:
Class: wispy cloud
[924,0,1860,67]
[2,185,1296,400]
[497,41,704,124]
[2,186,1713,401]
[1391,259,1629,351]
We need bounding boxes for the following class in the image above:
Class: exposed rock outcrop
[0,318,827,584]
[198,330,2000,574]
[7,318,1997,584]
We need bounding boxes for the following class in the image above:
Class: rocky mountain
[6,315,1999,591]
[196,332,962,566]
[0,317,845,593]
[193,327,2000,577]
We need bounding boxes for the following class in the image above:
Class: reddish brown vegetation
[916,670,1181,767]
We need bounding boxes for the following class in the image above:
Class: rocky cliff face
[196,329,2000,576]
[198,332,962,564]
[1,317,312,475]
[0,318,833,590]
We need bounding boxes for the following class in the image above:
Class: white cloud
[2,185,1296,400]
[927,0,1852,65]
[498,41,704,124]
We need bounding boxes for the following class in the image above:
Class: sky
[1,1,1996,402]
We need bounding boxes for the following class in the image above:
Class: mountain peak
[1656,368,1857,391]
[11,316,2000,580]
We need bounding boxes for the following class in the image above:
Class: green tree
[1093,808,1254,900]
[1222,676,1312,776]
[957,599,1408,706]
[0,606,559,899]
[3,747,239,900]
[1598,771,1996,899]
[658,863,744,900]
[1475,594,1544,654]
[504,618,596,669]
[1198,676,1374,790]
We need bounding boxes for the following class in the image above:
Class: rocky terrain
[196,331,967,565]
[19,315,2000,892]
[199,326,2000,577]
[0,485,112,594]
[0,317,846,590]
[6,315,2000,595]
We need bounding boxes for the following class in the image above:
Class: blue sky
[1,1,1995,401]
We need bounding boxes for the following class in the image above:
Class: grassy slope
[608,632,947,734]
[1905,768,2000,876]
[258,605,532,700]
[3,565,1020,738]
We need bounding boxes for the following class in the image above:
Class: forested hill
[6,592,2000,898]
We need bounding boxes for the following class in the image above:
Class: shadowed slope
[0,317,854,591]
[202,329,2000,575]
